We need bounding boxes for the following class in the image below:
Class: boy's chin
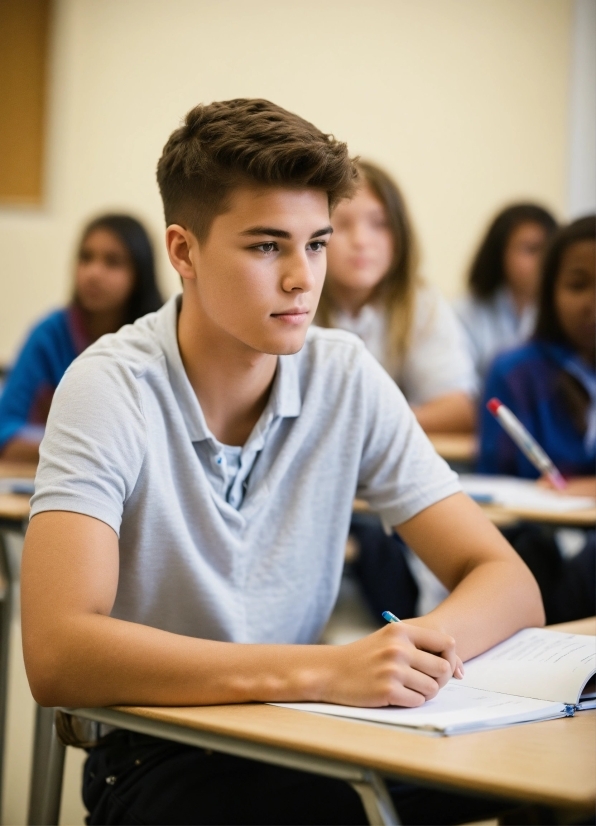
[256,331,308,357]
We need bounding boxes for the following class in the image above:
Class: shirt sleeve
[356,349,462,531]
[30,354,147,536]
[399,287,478,405]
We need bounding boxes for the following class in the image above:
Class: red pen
[487,398,566,491]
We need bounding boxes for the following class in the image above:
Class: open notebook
[273,628,596,735]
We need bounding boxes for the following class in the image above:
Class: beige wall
[0,0,572,362]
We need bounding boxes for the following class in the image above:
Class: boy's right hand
[321,622,458,708]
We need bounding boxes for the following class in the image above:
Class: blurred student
[0,214,163,462]
[478,215,595,623]
[316,161,477,620]
[455,204,557,386]
[317,160,477,434]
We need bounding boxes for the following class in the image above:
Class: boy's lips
[271,308,310,325]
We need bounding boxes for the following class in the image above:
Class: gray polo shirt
[31,295,460,645]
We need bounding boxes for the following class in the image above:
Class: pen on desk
[486,398,566,491]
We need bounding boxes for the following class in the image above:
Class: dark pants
[352,515,596,627]
[350,514,418,620]
[83,730,524,825]
[503,526,595,624]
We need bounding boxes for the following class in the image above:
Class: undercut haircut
[157,99,358,242]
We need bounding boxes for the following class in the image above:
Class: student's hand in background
[323,621,461,709]
[537,475,596,497]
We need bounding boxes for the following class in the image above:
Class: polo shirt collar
[155,294,302,445]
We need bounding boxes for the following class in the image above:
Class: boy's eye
[308,241,327,253]
[254,242,278,254]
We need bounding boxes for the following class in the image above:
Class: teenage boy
[22,99,543,825]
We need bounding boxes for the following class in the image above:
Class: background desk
[353,495,596,529]
[427,432,477,465]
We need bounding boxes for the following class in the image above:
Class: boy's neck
[177,296,278,447]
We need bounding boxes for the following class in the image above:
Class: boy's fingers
[410,649,453,687]
[402,667,440,700]
[388,685,427,708]
[400,624,457,674]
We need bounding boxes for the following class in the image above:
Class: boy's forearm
[398,494,545,662]
[28,611,465,711]
[27,614,332,708]
[410,558,545,662]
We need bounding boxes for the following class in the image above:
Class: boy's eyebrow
[239,225,333,239]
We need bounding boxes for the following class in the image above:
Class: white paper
[459,629,596,704]
[274,684,566,735]
[460,474,595,512]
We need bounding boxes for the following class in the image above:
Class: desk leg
[351,771,401,826]
[0,533,13,820]
[28,706,66,826]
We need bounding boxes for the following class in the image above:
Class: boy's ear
[165,225,198,283]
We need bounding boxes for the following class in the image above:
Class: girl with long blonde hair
[318,160,476,432]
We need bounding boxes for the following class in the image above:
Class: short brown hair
[157,99,358,241]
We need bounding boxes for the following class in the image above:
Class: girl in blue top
[454,203,557,388]
[479,215,595,487]
[478,215,595,623]
[0,214,163,461]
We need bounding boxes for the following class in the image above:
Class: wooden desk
[427,432,477,464]
[42,618,593,826]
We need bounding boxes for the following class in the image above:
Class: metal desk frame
[0,514,28,821]
[29,705,401,826]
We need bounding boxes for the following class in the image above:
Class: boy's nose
[281,254,316,292]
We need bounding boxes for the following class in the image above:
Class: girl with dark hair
[455,204,557,385]
[478,216,595,623]
[0,213,163,462]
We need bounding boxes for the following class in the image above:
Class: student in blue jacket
[479,215,595,622]
[0,214,163,461]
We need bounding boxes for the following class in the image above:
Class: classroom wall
[568,0,596,217]
[0,0,573,362]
